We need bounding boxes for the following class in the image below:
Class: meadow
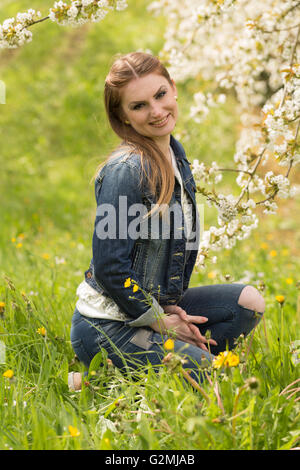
[0,0,299,450]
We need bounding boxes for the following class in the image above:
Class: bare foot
[68,372,82,391]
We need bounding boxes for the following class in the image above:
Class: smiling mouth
[149,114,170,127]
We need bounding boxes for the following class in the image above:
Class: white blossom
[0,1,128,45]
[149,0,300,267]
[0,9,41,48]
[1,0,298,270]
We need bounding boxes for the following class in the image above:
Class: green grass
[0,0,299,450]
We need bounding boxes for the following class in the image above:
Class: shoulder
[106,144,142,169]
[94,145,145,195]
[95,146,142,182]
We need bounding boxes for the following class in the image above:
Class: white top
[76,147,195,321]
[75,280,129,321]
[169,146,194,242]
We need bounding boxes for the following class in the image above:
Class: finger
[199,342,208,352]
[188,323,218,346]
[186,315,208,324]
[174,323,202,344]
[185,337,210,351]
[176,332,211,351]
[172,309,209,327]
[163,306,177,314]
[206,338,218,346]
[188,323,204,340]
[164,305,184,312]
[175,309,190,323]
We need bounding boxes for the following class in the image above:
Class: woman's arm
[92,157,165,327]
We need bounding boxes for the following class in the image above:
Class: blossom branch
[151,0,300,267]
[279,24,300,108]
[26,16,50,28]
[260,22,300,34]
[234,149,266,207]
[0,1,128,49]
[215,168,253,176]
[286,118,300,178]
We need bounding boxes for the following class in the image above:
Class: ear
[118,107,128,124]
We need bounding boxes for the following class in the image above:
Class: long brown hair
[98,52,175,211]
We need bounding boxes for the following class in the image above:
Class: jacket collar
[170,134,187,162]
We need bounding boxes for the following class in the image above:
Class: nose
[149,101,164,120]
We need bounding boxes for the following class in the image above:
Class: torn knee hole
[237,285,265,314]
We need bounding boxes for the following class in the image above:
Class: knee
[237,285,265,314]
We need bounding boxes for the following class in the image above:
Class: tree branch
[216,168,253,176]
[280,24,300,108]
[26,16,50,28]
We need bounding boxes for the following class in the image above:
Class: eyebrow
[128,85,167,107]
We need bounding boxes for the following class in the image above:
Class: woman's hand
[150,305,217,351]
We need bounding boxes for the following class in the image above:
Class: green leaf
[104,395,125,418]
[88,349,107,377]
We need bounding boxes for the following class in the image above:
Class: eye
[133,103,144,111]
[131,90,167,111]
[157,90,167,99]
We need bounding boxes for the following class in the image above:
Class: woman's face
[120,72,178,146]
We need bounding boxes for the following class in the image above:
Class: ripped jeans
[70,283,264,383]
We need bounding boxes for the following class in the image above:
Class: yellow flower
[16,243,23,248]
[3,369,14,379]
[132,284,139,292]
[213,351,240,369]
[260,242,268,250]
[269,250,277,257]
[68,425,80,437]
[11,237,16,243]
[102,436,112,449]
[227,353,240,367]
[0,301,5,313]
[124,277,131,288]
[36,326,46,336]
[285,278,293,285]
[42,253,50,260]
[207,271,216,279]
[164,338,175,350]
[275,295,285,304]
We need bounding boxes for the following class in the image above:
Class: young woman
[69,52,265,390]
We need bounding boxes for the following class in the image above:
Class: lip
[149,113,170,127]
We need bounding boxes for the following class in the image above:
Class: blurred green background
[0,0,299,335]
[0,1,299,451]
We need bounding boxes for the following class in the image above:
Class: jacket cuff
[125,297,166,327]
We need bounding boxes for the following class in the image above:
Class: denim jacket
[84,135,200,327]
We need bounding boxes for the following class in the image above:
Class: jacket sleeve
[92,158,165,327]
